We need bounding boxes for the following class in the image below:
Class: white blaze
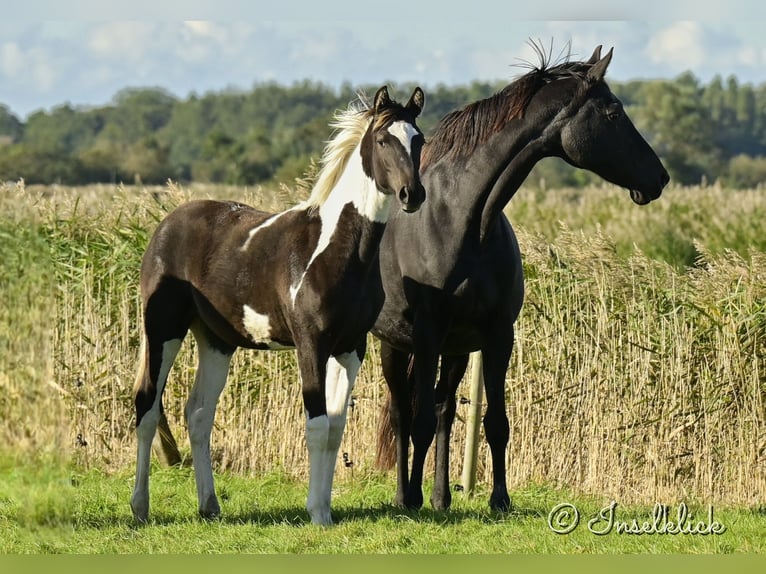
[387,120,419,154]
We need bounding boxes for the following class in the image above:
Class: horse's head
[532,46,669,205]
[363,85,426,213]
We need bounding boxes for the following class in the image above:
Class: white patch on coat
[240,208,296,251]
[290,140,391,305]
[242,305,294,350]
[387,120,419,154]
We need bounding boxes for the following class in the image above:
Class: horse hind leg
[186,324,233,519]
[430,353,469,511]
[131,334,183,523]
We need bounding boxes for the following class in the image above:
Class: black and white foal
[130,86,426,525]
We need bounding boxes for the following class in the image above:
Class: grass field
[1,179,766,553]
[1,451,763,554]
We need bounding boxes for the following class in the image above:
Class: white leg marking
[305,414,332,525]
[131,338,182,522]
[387,120,419,155]
[304,352,362,526]
[185,335,232,518]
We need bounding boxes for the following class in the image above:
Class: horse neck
[478,120,550,239]
[316,141,392,262]
[427,116,547,243]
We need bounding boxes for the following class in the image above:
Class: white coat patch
[242,305,293,349]
[387,120,419,154]
[290,140,392,306]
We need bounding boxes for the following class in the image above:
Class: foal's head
[362,86,426,213]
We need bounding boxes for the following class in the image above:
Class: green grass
[1,452,763,554]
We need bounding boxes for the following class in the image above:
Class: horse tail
[132,333,147,399]
[133,328,185,467]
[155,411,184,467]
[375,392,397,470]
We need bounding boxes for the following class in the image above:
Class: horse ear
[374,86,391,112]
[406,87,425,117]
[587,47,613,83]
[586,45,602,64]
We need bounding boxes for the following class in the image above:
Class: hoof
[130,494,149,524]
[489,491,511,512]
[308,504,333,526]
[199,495,221,520]
[403,489,424,510]
[430,492,452,511]
[309,512,334,526]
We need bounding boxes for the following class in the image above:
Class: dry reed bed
[3,181,765,506]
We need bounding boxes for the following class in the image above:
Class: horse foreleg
[407,334,441,510]
[186,327,232,519]
[430,353,469,511]
[380,341,412,507]
[298,343,333,525]
[131,337,182,523]
[481,326,514,512]
[306,344,364,525]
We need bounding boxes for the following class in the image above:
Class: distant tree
[0,104,23,143]
[0,143,81,184]
[723,154,766,188]
[632,73,719,184]
[22,104,104,152]
[107,87,177,142]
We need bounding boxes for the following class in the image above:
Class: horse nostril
[399,187,409,203]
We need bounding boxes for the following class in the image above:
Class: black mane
[421,54,593,170]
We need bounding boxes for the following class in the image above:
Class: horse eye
[376,138,386,147]
[607,105,622,121]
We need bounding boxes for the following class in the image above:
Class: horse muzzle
[630,168,670,206]
[398,184,426,213]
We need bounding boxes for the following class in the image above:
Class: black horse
[372,45,670,512]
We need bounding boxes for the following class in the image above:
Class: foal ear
[373,86,391,112]
[586,44,602,64]
[406,87,425,117]
[587,47,613,83]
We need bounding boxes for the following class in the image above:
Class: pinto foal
[131,86,425,525]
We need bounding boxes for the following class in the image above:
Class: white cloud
[0,41,57,92]
[87,22,157,64]
[0,42,23,77]
[646,21,705,70]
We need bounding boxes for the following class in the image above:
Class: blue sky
[2,2,766,118]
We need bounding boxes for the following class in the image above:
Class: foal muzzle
[398,184,426,213]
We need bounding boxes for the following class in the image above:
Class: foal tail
[374,393,396,470]
[133,332,185,467]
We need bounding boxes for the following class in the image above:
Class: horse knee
[411,412,437,449]
[483,409,509,446]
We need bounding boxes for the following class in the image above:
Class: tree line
[2,72,766,189]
